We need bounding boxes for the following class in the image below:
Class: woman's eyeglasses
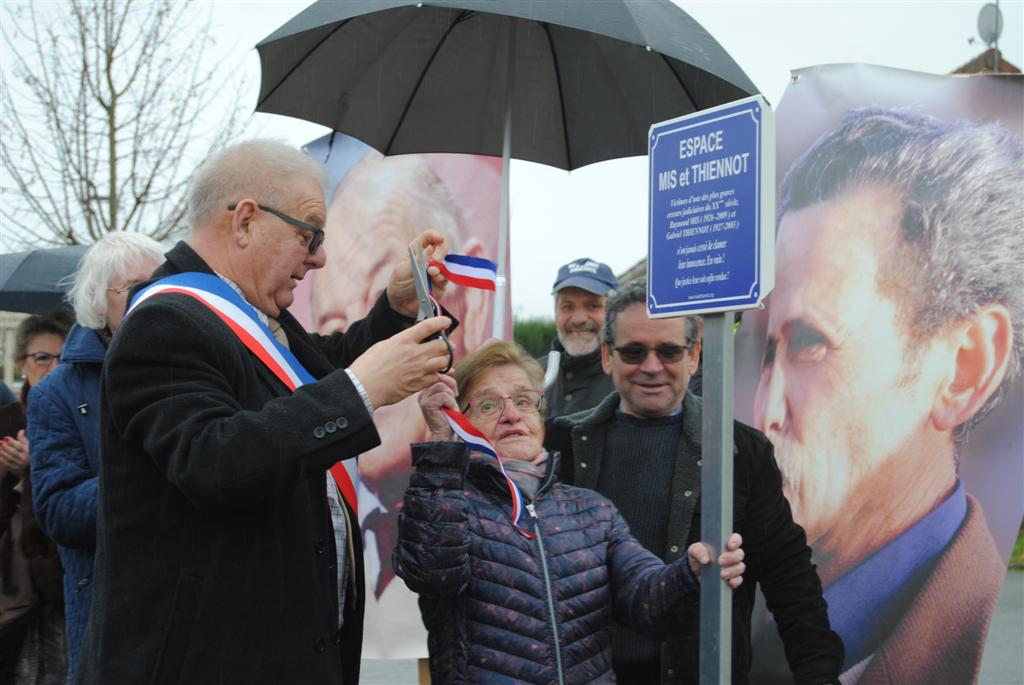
[464,390,543,419]
[18,351,59,366]
[107,280,144,296]
[613,341,694,365]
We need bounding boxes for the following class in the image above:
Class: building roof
[952,48,1021,74]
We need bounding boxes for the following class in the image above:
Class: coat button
[670,545,679,554]
[325,420,337,434]
[565,372,574,380]
[579,462,587,469]
[581,435,588,441]
[314,540,326,555]
[565,393,573,401]
[314,637,326,653]
[313,426,326,439]
[697,459,703,466]
[684,490,693,497]
[336,417,348,429]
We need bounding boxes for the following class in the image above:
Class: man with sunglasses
[545,280,842,685]
[75,140,455,685]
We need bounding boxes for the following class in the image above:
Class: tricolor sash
[128,272,359,513]
[441,407,534,538]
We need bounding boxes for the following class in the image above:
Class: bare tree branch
[1,0,249,249]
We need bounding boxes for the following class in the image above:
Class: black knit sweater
[597,410,697,677]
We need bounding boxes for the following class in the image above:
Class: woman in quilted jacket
[394,340,744,684]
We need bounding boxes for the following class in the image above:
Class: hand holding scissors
[388,230,449,317]
[409,243,454,374]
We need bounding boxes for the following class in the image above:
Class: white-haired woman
[26,232,163,680]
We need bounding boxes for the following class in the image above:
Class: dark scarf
[473,451,550,501]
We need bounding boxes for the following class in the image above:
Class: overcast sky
[224,0,1021,319]
[7,1,1021,318]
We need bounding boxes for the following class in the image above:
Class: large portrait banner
[737,64,1023,685]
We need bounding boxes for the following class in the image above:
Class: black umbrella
[255,0,758,336]
[0,245,87,313]
[255,0,757,170]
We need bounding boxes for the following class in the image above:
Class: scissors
[409,244,453,374]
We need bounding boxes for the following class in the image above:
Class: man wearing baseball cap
[539,258,619,419]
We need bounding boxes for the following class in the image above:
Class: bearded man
[539,257,619,419]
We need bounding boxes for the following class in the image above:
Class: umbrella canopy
[255,0,758,171]
[0,245,87,313]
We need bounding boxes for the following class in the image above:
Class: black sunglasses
[227,202,325,254]
[613,342,693,365]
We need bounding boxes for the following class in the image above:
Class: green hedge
[513,317,557,359]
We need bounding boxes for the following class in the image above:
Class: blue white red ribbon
[424,254,525,534]
[429,254,497,291]
[127,272,360,514]
[441,407,534,539]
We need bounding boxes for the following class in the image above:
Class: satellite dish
[977,3,1003,46]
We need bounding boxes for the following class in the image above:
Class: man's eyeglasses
[613,342,694,365]
[464,390,543,419]
[227,202,325,255]
[18,352,59,366]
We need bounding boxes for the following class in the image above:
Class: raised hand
[386,229,450,317]
[418,374,459,441]
[0,430,30,477]
[349,316,452,409]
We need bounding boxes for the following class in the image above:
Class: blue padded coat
[394,442,700,685]
[27,324,105,678]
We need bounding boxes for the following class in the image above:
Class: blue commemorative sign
[647,95,774,317]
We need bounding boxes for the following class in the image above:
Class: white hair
[67,232,166,329]
[187,139,329,228]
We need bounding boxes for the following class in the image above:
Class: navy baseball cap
[551,258,619,295]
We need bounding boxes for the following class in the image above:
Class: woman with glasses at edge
[394,339,745,684]
[1,311,72,683]
[24,232,163,682]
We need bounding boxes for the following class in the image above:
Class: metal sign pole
[699,311,734,685]
[646,94,772,685]
[492,17,516,340]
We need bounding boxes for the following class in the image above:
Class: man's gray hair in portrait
[329,150,467,245]
[779,107,1024,439]
[602,279,699,346]
[186,139,330,228]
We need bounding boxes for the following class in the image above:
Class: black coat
[538,340,615,420]
[545,392,844,685]
[75,242,413,685]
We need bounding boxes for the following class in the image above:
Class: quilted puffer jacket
[27,324,105,678]
[394,442,699,685]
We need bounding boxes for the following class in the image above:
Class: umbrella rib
[540,23,572,170]
[657,53,699,113]
[384,10,469,155]
[256,20,351,109]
